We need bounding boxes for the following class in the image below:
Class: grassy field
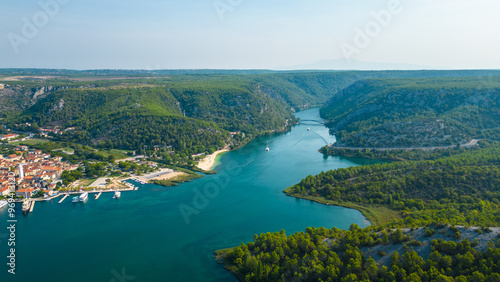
[52,147,75,154]
[79,178,97,187]
[97,149,131,160]
[11,138,49,146]
[283,188,401,226]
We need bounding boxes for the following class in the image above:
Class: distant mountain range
[277,59,431,71]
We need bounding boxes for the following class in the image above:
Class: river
[1,108,371,281]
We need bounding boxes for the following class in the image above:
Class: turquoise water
[0,108,370,281]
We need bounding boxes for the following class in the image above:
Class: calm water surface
[1,108,371,281]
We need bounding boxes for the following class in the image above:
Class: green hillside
[2,70,500,155]
[286,145,500,227]
[217,224,500,282]
[320,77,500,148]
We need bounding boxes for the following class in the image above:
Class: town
[0,145,75,199]
[0,131,219,214]
[0,136,150,213]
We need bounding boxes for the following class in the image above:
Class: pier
[29,201,35,212]
[58,194,69,204]
[95,192,102,200]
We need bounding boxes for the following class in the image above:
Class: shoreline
[196,148,230,171]
[149,171,186,181]
[282,188,401,226]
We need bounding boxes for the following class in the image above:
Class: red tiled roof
[17,188,36,193]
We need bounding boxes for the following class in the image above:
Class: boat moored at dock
[0,200,8,209]
[79,192,88,202]
[22,200,30,213]
[113,191,121,199]
[72,192,89,203]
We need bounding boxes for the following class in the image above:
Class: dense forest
[287,146,500,227]
[3,82,296,154]
[217,224,500,282]
[320,76,500,148]
[318,140,497,162]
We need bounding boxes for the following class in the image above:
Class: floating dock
[29,201,35,213]
[94,192,102,200]
[131,178,147,185]
[58,194,69,204]
[121,179,139,190]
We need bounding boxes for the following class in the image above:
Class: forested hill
[4,81,296,154]
[2,70,500,154]
[217,224,500,282]
[286,145,500,227]
[320,76,500,148]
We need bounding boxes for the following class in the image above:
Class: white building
[18,164,24,180]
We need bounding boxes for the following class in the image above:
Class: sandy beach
[196,149,229,171]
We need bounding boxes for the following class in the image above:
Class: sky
[1,0,499,70]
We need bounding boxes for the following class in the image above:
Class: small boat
[72,196,79,203]
[265,141,270,152]
[307,127,311,131]
[113,191,121,199]
[0,199,8,209]
[22,200,30,213]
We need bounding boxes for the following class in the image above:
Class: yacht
[79,192,88,202]
[113,191,121,199]
[72,196,80,203]
[22,200,30,213]
[265,141,270,152]
[0,199,8,209]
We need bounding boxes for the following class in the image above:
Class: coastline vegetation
[216,224,500,282]
[151,172,202,187]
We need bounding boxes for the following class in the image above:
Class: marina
[130,178,147,184]
[19,182,140,212]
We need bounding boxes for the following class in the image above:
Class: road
[333,139,479,151]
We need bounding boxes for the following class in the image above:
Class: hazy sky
[1,0,499,70]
